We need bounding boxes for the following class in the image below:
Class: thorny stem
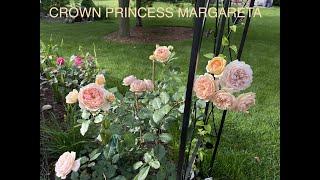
[133,94,143,145]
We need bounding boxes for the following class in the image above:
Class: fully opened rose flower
[66,89,79,104]
[151,44,172,63]
[78,83,111,112]
[220,60,253,92]
[130,79,147,94]
[234,92,256,113]
[206,57,227,76]
[56,57,65,66]
[211,90,236,110]
[55,151,80,179]
[144,79,154,91]
[193,73,216,101]
[95,74,106,86]
[123,75,137,86]
[74,56,83,67]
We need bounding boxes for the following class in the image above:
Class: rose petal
[72,159,81,172]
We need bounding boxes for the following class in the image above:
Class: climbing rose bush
[194,57,256,113]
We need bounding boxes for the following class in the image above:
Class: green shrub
[273,0,280,6]
[41,0,70,13]
[81,0,96,8]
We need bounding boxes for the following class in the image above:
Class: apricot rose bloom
[106,91,116,103]
[55,151,80,179]
[234,92,256,113]
[152,44,172,63]
[95,74,106,86]
[206,57,227,76]
[220,60,253,92]
[211,90,236,110]
[130,79,147,93]
[66,89,79,104]
[193,73,216,101]
[144,79,154,91]
[123,75,137,86]
[78,83,111,112]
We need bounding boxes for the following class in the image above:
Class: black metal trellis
[177,0,256,179]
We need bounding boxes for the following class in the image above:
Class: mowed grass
[40,2,280,179]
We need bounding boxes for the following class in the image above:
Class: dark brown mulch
[104,26,194,44]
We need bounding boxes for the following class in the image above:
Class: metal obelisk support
[209,0,256,175]
[176,0,207,179]
[237,0,256,60]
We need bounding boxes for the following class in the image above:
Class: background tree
[118,0,130,37]
[136,0,142,27]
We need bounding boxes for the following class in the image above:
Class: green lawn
[40,3,280,179]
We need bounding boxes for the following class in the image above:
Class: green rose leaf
[230,25,237,32]
[109,87,118,93]
[222,36,229,46]
[112,154,120,164]
[89,152,101,161]
[203,53,214,59]
[204,124,212,132]
[133,166,150,180]
[151,97,162,110]
[133,161,144,170]
[178,104,185,113]
[143,152,152,163]
[71,172,79,180]
[113,175,127,180]
[160,92,170,104]
[94,114,104,123]
[148,160,160,169]
[154,144,166,160]
[159,133,172,143]
[196,120,204,126]
[87,162,95,167]
[80,156,89,164]
[80,120,90,136]
[81,110,90,120]
[153,104,172,124]
[143,132,156,142]
[229,45,238,54]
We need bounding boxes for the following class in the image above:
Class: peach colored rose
[234,92,256,113]
[206,57,227,76]
[123,75,137,86]
[78,83,110,112]
[211,90,236,110]
[193,73,216,101]
[106,91,116,103]
[95,74,106,86]
[130,79,147,93]
[55,151,80,179]
[220,60,253,92]
[144,79,154,91]
[66,89,79,104]
[153,45,171,63]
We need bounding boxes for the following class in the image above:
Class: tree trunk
[118,0,130,37]
[136,0,142,27]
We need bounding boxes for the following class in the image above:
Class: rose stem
[152,60,155,83]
